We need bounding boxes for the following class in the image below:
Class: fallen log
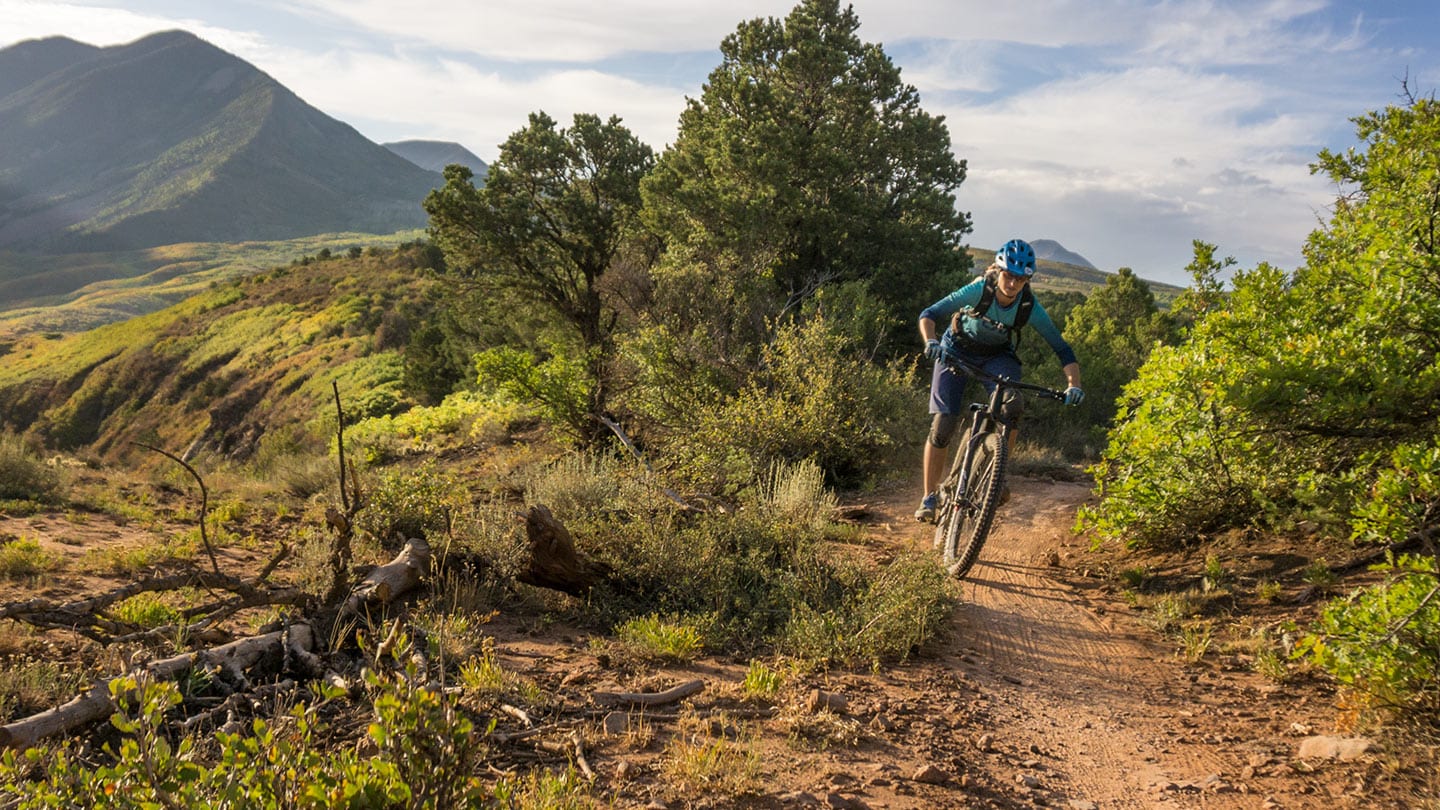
[0,624,314,751]
[341,537,432,618]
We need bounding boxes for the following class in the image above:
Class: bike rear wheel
[938,431,1007,578]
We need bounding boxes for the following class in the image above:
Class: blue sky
[3,0,1438,285]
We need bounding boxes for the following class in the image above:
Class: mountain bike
[933,351,1067,578]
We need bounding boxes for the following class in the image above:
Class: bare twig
[333,381,349,513]
[133,441,220,577]
[593,414,690,510]
[571,731,595,781]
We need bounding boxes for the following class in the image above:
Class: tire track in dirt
[927,477,1251,808]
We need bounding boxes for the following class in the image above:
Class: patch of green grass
[1302,558,1338,589]
[1255,579,1284,603]
[1178,621,1214,663]
[112,592,185,629]
[616,615,703,664]
[1201,554,1230,593]
[741,660,785,700]
[662,710,763,799]
[0,536,56,579]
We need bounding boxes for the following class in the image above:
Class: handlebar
[939,349,1067,402]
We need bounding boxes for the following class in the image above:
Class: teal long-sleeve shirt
[919,278,1077,367]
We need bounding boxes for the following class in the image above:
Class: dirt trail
[888,476,1327,809]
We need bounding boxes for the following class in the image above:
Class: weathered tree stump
[518,505,608,596]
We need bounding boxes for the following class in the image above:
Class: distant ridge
[0,36,100,99]
[1030,239,1096,269]
[0,30,442,254]
[385,140,489,180]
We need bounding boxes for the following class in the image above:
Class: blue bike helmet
[996,239,1036,277]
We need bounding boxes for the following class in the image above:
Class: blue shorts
[928,351,1022,415]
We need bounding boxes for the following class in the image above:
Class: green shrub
[661,315,923,492]
[0,536,54,579]
[0,435,61,502]
[1298,555,1440,726]
[353,463,466,550]
[582,502,951,665]
[474,344,594,442]
[1084,99,1440,550]
[782,551,954,666]
[0,659,498,807]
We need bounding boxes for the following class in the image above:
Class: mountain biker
[915,238,1084,522]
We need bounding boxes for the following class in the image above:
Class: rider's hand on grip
[923,339,943,362]
[1063,386,1084,406]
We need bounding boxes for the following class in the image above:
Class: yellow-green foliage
[615,614,704,663]
[0,245,440,463]
[0,435,61,502]
[111,592,185,629]
[1298,555,1440,725]
[343,390,526,465]
[0,536,54,579]
[0,231,421,338]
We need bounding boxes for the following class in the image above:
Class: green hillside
[0,231,423,338]
[0,243,442,461]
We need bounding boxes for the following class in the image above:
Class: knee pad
[927,413,959,448]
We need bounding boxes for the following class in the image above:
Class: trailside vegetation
[1083,94,1440,729]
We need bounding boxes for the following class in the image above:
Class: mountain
[1030,239,1097,270]
[0,30,442,253]
[0,36,100,99]
[385,140,489,180]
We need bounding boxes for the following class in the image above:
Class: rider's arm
[919,316,939,343]
[1062,361,1081,389]
[918,279,986,342]
[1026,303,1078,366]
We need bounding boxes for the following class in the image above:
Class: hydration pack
[949,275,1035,353]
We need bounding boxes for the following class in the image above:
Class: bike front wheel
[939,431,1007,578]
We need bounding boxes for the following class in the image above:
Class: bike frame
[942,354,1064,507]
[935,351,1067,576]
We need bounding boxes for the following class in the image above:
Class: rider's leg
[917,413,959,521]
[918,360,968,520]
[923,413,959,492]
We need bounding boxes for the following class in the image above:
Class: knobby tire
[938,431,1007,579]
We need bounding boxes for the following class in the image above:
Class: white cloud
[252,46,686,159]
[285,0,782,60]
[0,0,265,53]
[940,65,1334,279]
